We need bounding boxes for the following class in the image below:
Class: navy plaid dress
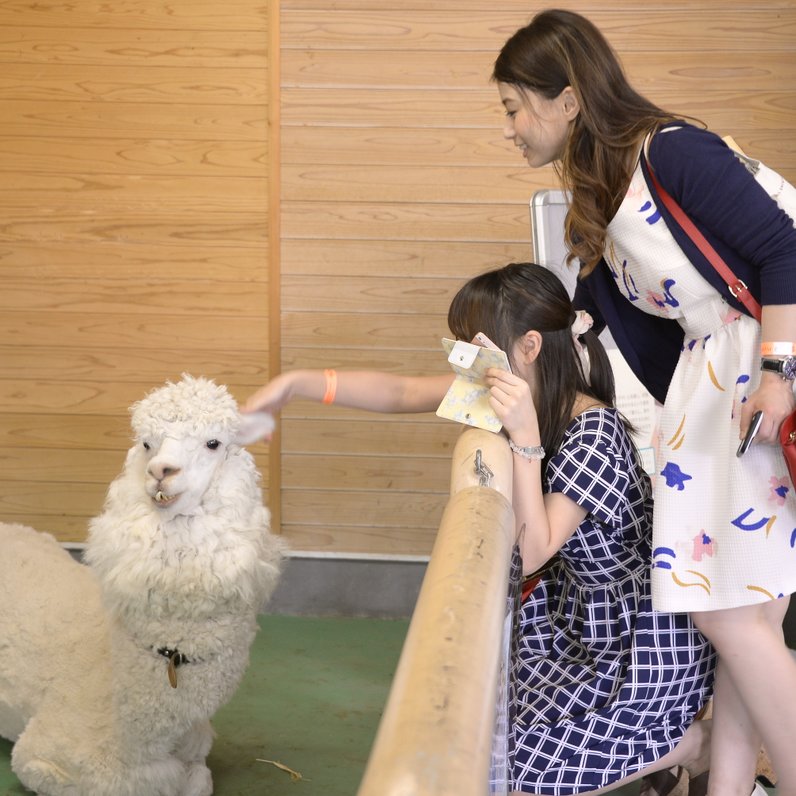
[509,409,715,794]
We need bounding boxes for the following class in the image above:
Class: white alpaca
[0,375,284,796]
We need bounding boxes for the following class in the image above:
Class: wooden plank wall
[279,0,796,556]
[0,2,275,541]
[0,1,793,555]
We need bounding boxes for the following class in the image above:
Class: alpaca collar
[156,646,195,689]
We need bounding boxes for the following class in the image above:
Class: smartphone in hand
[737,410,763,457]
[471,332,513,373]
[472,332,501,350]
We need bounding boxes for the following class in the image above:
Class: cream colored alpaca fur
[0,376,284,796]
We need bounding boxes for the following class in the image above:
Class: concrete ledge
[266,553,428,619]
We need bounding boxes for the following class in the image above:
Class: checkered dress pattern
[509,410,715,794]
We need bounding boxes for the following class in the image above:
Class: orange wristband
[322,369,338,404]
[761,342,796,357]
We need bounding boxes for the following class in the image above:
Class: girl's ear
[560,86,580,121]
[518,330,543,364]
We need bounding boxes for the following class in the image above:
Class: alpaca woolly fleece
[0,375,284,796]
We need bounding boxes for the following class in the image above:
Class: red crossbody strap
[645,160,763,322]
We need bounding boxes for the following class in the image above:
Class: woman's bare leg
[693,597,796,796]
[699,657,760,795]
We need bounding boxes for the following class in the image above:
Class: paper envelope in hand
[435,338,511,432]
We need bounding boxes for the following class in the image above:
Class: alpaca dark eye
[206,440,220,450]
[143,441,150,451]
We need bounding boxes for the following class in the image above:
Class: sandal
[639,766,687,796]
[687,770,709,796]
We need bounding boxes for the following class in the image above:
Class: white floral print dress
[604,156,796,613]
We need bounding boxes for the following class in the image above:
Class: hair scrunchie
[571,310,594,338]
[571,310,594,384]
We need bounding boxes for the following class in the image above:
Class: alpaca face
[125,375,275,521]
[140,429,232,517]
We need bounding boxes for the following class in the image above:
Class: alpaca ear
[235,412,276,445]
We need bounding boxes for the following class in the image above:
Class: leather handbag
[782,411,796,487]
[644,136,796,485]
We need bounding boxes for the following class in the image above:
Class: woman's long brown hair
[493,9,685,274]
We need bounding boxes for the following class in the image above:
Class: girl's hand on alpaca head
[484,367,539,444]
[242,372,298,416]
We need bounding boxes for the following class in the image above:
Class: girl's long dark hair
[493,9,686,274]
[447,262,615,464]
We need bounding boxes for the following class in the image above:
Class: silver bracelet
[508,439,545,460]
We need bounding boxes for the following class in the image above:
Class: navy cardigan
[574,123,796,404]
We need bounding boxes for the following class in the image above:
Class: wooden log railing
[358,427,516,796]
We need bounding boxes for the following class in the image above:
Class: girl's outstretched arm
[242,369,454,415]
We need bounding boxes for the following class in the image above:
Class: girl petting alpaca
[244,262,716,794]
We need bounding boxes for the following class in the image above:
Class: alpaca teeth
[154,490,179,506]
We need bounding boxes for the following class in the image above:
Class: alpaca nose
[148,461,181,481]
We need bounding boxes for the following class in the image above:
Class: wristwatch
[761,356,796,380]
